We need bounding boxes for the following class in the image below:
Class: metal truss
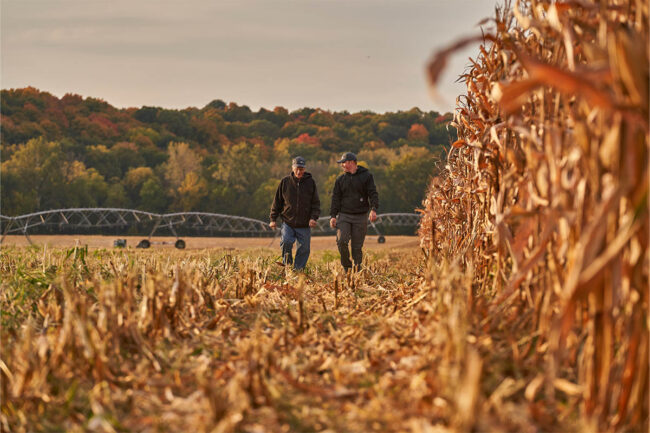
[156,212,274,237]
[1,208,159,244]
[0,208,273,245]
[0,208,420,245]
[313,212,421,234]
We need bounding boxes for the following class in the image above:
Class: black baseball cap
[337,152,357,163]
[292,156,306,167]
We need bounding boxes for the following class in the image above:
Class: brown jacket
[270,172,320,228]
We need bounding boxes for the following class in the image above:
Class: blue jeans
[281,223,311,270]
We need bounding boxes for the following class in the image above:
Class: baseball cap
[337,152,357,163]
[292,156,306,167]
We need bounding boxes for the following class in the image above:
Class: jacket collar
[345,166,367,176]
[291,172,311,183]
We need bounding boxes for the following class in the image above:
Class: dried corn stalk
[421,0,648,430]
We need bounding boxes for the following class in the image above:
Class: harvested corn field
[2,0,648,432]
[1,246,506,432]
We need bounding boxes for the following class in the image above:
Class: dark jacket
[270,172,320,228]
[330,166,379,217]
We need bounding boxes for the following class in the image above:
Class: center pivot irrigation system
[0,208,422,248]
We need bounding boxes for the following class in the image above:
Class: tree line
[1,87,455,220]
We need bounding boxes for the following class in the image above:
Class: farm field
[0,244,567,432]
[1,0,648,431]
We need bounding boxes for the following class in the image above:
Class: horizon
[2,85,454,115]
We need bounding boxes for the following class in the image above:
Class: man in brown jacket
[270,156,320,270]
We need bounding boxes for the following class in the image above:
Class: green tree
[86,144,120,179]
[133,106,159,123]
[1,137,110,214]
[64,162,108,208]
[105,183,129,208]
[383,146,439,212]
[1,137,68,213]
[205,99,226,110]
[209,141,269,216]
[377,123,408,146]
[111,142,146,177]
[140,178,168,212]
[249,119,280,140]
[124,166,158,206]
[251,179,280,221]
[222,103,253,123]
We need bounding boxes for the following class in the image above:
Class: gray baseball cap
[292,156,306,167]
[337,152,357,163]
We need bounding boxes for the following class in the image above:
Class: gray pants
[336,212,368,271]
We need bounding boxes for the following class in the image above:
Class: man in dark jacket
[329,152,379,272]
[270,156,320,270]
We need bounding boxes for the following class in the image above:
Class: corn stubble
[2,247,494,432]
[420,0,648,431]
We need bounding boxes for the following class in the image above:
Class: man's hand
[329,217,337,229]
[309,219,317,228]
[269,221,277,229]
[369,210,377,223]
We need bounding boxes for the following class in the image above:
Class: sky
[1,0,499,114]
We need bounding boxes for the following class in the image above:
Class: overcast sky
[1,0,499,114]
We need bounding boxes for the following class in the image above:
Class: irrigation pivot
[0,208,421,247]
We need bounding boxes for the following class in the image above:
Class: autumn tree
[407,123,429,142]
[1,87,454,217]
[163,142,202,191]
[174,172,208,211]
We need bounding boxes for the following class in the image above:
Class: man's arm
[366,173,379,212]
[329,177,341,218]
[310,180,321,221]
[329,176,341,228]
[269,179,284,228]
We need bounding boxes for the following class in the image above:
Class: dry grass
[421,0,648,431]
[0,245,520,433]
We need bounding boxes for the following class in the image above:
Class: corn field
[420,0,648,431]
[1,1,648,432]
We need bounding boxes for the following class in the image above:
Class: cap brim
[336,158,346,163]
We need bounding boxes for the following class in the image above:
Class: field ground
[4,244,484,433]
[0,234,419,251]
[0,243,609,432]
